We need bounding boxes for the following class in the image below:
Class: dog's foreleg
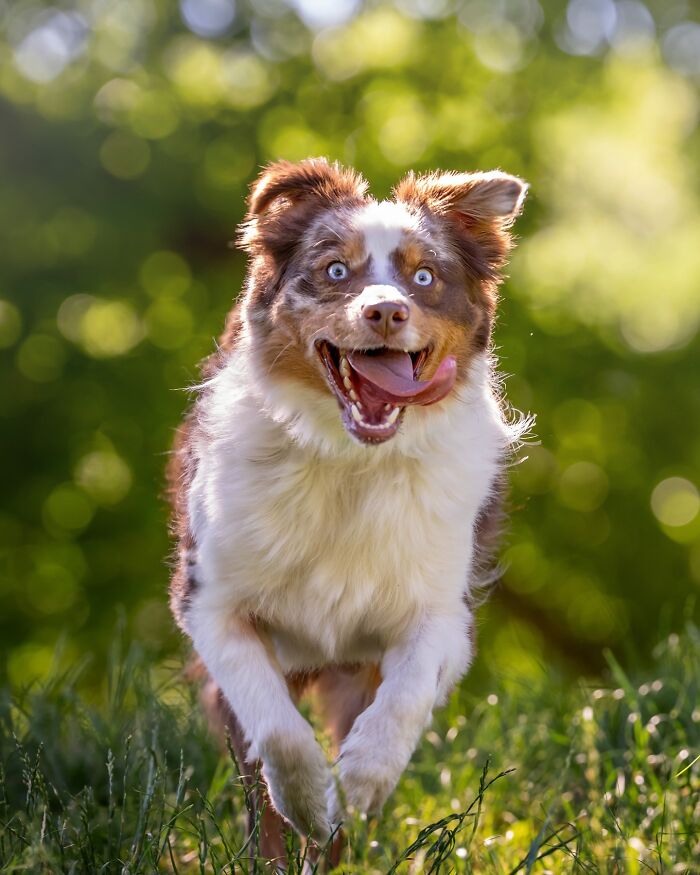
[189,601,332,841]
[328,606,472,821]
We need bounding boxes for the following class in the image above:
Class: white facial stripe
[354,200,417,284]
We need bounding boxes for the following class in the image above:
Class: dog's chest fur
[186,341,510,671]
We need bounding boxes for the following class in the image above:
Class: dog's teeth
[384,404,391,411]
[349,389,358,402]
[343,376,352,390]
[386,407,400,425]
[340,356,350,378]
[351,404,362,423]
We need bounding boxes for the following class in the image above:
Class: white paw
[259,730,332,842]
[328,721,412,822]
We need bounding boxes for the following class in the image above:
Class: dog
[167,157,528,865]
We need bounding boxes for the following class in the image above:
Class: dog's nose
[362,300,410,338]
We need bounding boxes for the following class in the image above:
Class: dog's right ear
[238,158,368,255]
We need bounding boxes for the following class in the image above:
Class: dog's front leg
[329,607,472,821]
[189,602,332,841]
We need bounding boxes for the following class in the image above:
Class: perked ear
[239,158,369,253]
[393,169,528,227]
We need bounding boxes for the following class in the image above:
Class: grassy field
[1,627,698,874]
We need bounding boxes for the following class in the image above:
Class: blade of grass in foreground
[386,759,515,873]
[0,626,697,872]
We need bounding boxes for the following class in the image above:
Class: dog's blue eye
[414,268,434,286]
[327,262,349,281]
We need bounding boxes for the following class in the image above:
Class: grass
[0,627,698,874]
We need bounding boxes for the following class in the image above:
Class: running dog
[168,157,528,862]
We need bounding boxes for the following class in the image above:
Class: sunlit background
[1,0,699,691]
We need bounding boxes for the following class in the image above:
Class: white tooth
[340,357,350,378]
[343,376,352,390]
[384,403,391,411]
[349,389,358,401]
[386,407,400,425]
[351,404,362,423]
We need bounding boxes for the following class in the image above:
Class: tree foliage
[1,0,699,686]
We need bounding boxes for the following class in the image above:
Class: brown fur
[166,416,200,626]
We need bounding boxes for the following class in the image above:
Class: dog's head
[238,158,527,445]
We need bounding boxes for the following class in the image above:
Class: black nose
[362,300,410,338]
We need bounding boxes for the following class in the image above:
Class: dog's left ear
[394,170,527,228]
[394,170,528,275]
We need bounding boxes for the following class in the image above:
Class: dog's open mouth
[317,342,457,444]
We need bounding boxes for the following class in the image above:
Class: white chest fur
[187,342,514,672]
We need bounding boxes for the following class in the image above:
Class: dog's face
[239,159,527,445]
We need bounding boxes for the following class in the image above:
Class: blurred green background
[1,0,699,691]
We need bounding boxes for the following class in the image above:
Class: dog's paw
[328,724,410,821]
[260,730,332,842]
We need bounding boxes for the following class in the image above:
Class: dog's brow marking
[354,201,416,285]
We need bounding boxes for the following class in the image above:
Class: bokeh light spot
[13,11,88,84]
[0,301,22,348]
[140,251,192,298]
[221,51,276,108]
[512,446,558,495]
[396,0,454,20]
[290,0,361,30]
[558,461,609,512]
[26,564,81,615]
[16,334,66,382]
[610,1,655,52]
[563,577,627,642]
[203,137,256,190]
[100,132,151,179]
[491,619,545,681]
[57,294,94,343]
[264,122,327,162]
[128,91,180,140]
[180,0,236,38]
[166,40,225,105]
[79,300,143,358]
[503,541,547,594]
[562,0,617,55]
[7,644,55,686]
[473,21,526,73]
[43,484,93,534]
[44,207,97,257]
[133,598,172,647]
[94,78,142,124]
[145,299,194,350]
[378,106,430,165]
[312,9,417,80]
[75,451,132,506]
[651,477,700,528]
[662,22,700,77]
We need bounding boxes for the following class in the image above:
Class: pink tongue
[347,350,457,406]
